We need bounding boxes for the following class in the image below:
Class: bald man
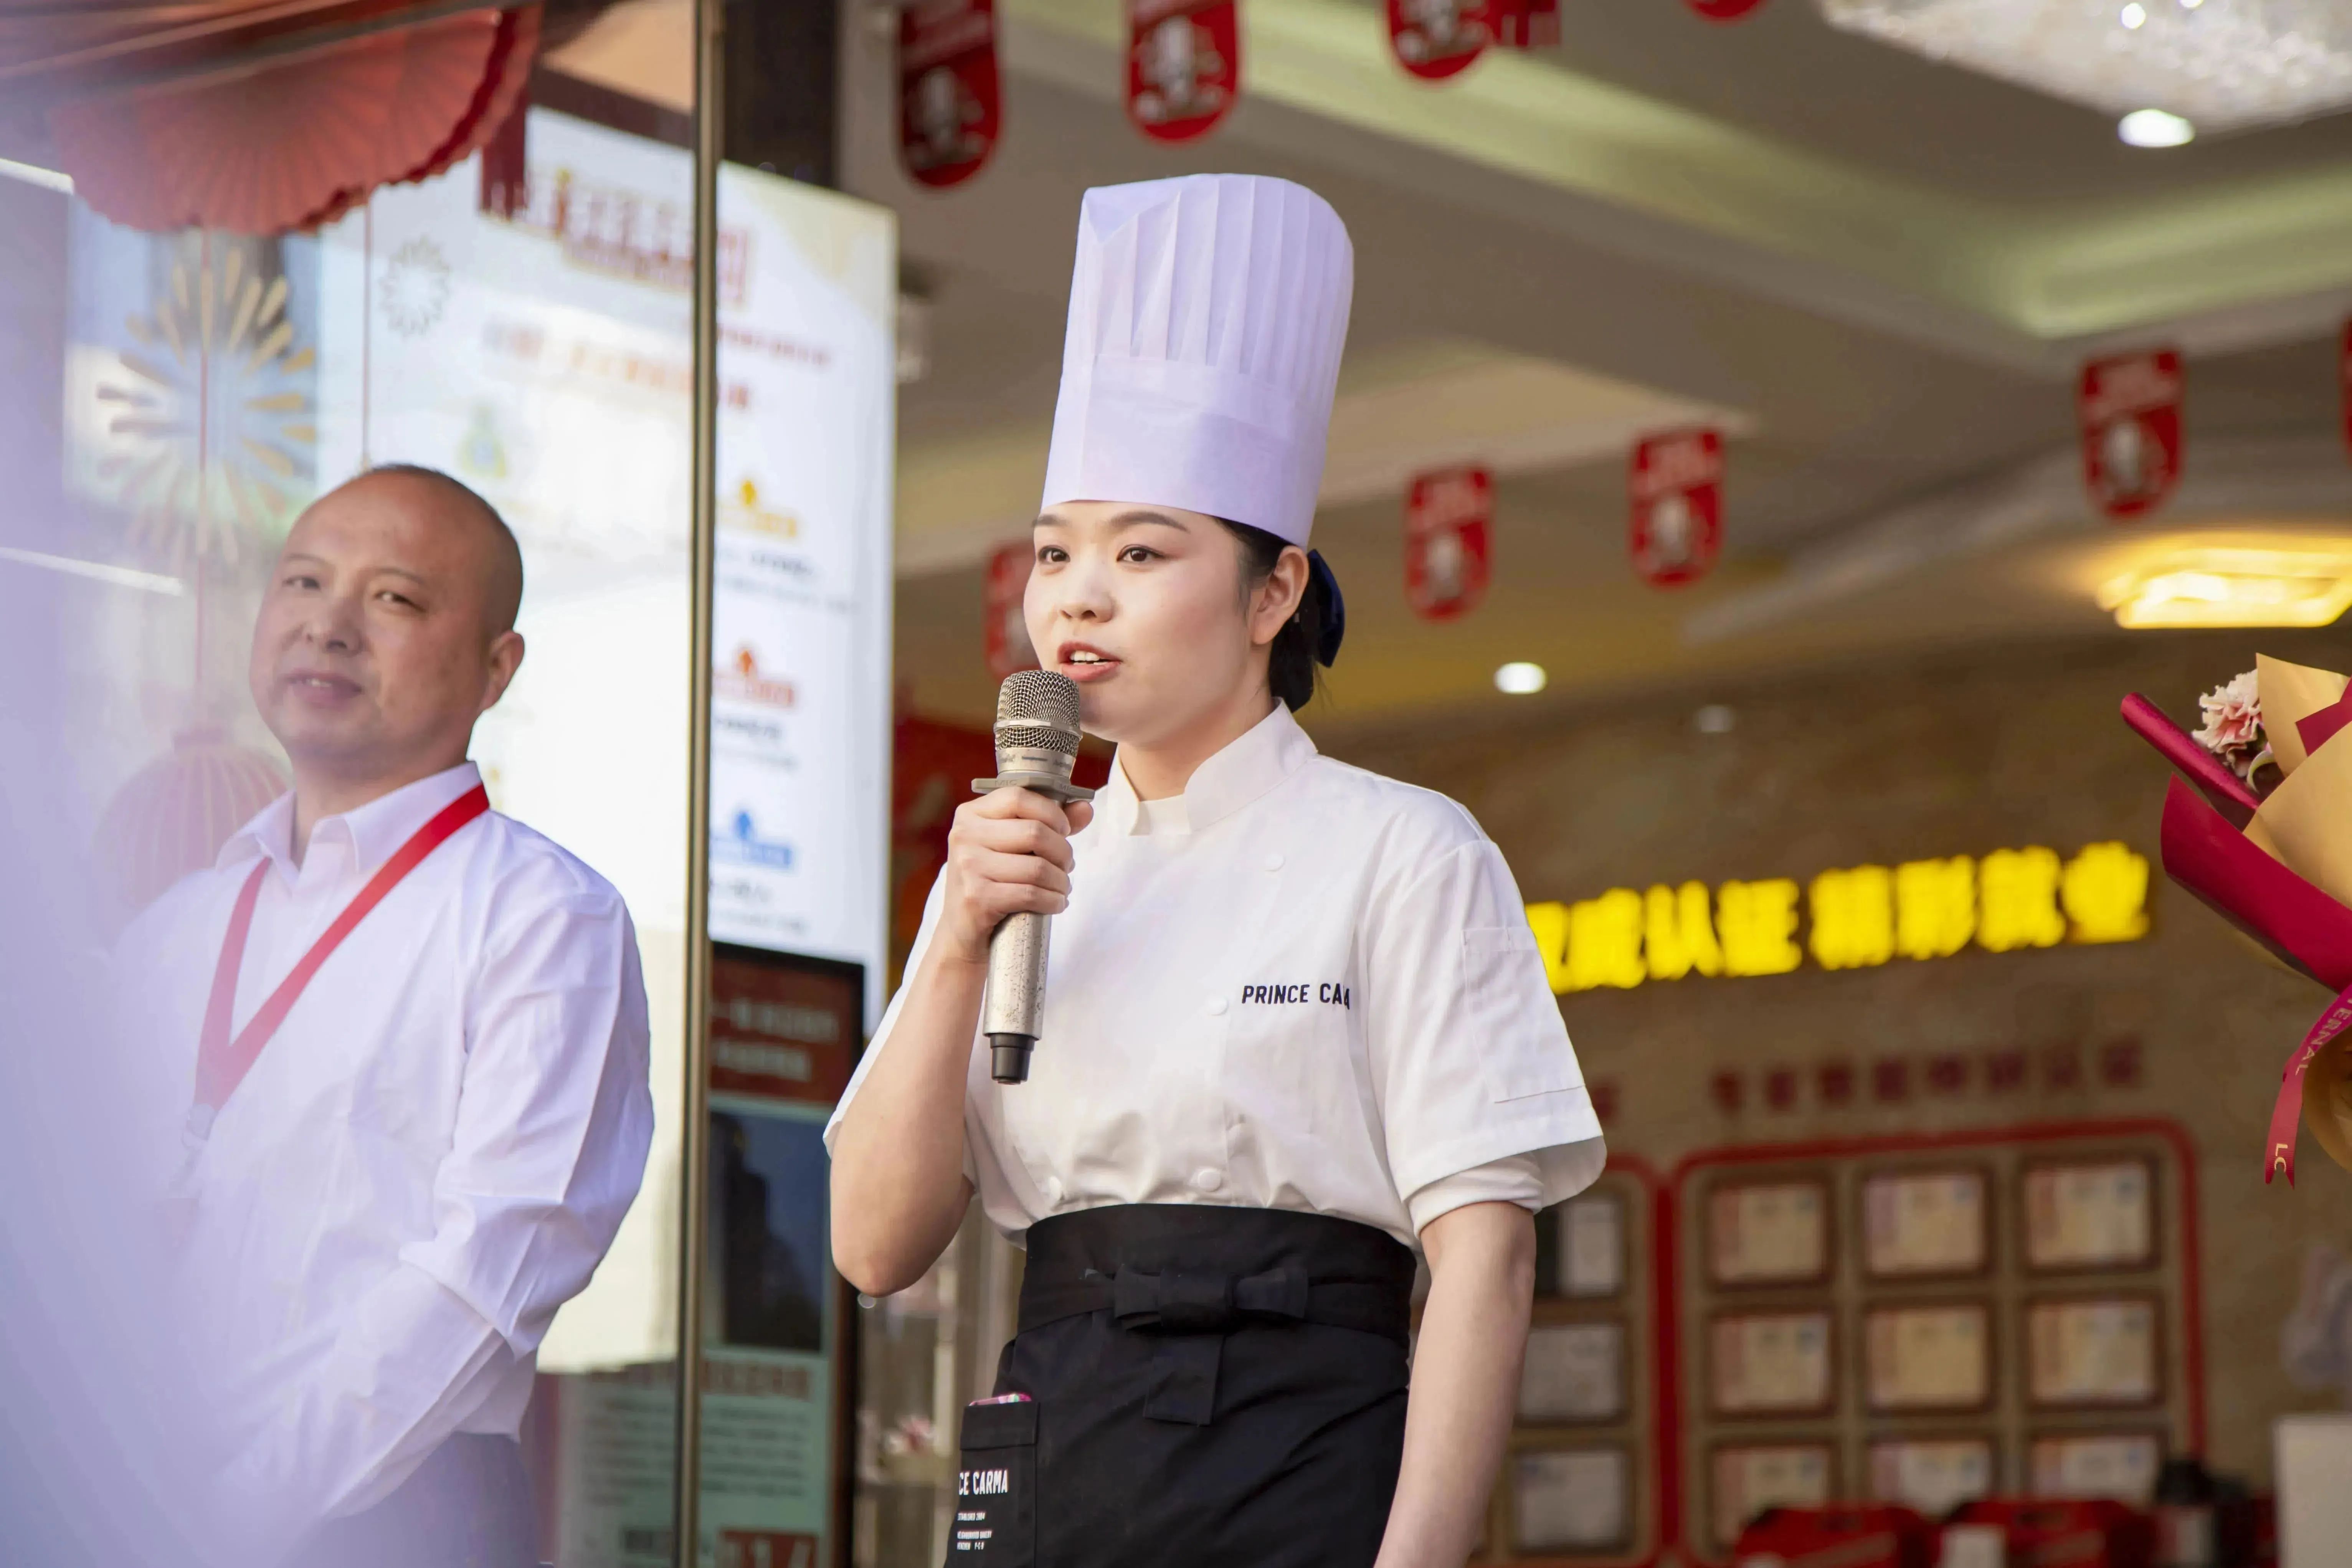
[114,466,653,1568]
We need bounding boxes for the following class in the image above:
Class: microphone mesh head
[995,669,1080,736]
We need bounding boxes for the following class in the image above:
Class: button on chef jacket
[112,762,655,1548]
[828,704,1604,1247]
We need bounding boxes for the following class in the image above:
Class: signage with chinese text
[1387,0,1488,79]
[1528,842,2150,995]
[899,0,1000,189]
[2079,350,2182,522]
[1404,464,1491,620]
[1630,427,1723,587]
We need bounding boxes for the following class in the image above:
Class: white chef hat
[1039,174,1354,549]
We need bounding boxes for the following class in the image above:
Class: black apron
[288,1433,538,1568]
[951,1204,1415,1568]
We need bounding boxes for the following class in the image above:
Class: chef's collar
[1098,703,1317,838]
[217,761,485,882]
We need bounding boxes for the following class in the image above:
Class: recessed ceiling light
[2097,548,2352,628]
[2118,107,2195,147]
[1495,661,1548,696]
[2119,2,2146,28]
[1694,704,1736,735]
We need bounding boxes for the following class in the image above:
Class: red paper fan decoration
[50,5,539,237]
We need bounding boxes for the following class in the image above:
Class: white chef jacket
[112,762,654,1548]
[827,704,1603,1249]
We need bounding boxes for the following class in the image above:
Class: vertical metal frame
[674,0,724,1560]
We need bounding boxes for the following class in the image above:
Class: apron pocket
[948,1398,1037,1564]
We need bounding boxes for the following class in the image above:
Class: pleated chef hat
[1040,174,1354,548]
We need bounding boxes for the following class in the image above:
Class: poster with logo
[1629,426,1723,587]
[704,174,895,1022]
[1403,465,1491,621]
[2078,349,2182,522]
[984,538,1037,680]
[1387,0,1488,80]
[1126,0,1240,142]
[301,115,892,1566]
[899,0,999,189]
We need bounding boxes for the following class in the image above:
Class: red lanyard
[188,783,491,1141]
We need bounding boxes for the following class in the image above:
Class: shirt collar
[216,762,485,881]
[1100,703,1316,838]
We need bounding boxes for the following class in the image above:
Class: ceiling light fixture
[2119,107,2196,146]
[2096,547,2352,629]
[1818,0,2352,135]
[1495,661,1548,695]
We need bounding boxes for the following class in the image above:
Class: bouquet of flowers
[2123,656,2352,1184]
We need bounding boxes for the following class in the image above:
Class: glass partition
[12,5,893,1561]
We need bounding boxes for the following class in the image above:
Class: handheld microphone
[972,670,1095,1084]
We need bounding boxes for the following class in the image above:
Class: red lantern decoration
[1404,466,1492,621]
[1685,0,1769,19]
[1126,0,1239,143]
[1629,427,1723,587]
[984,539,1039,681]
[2079,349,2183,522]
[1386,0,1489,80]
[899,0,1001,189]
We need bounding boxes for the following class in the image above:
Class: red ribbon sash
[2268,982,2352,1185]
[189,784,491,1139]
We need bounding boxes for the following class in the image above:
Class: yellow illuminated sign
[1528,842,2150,995]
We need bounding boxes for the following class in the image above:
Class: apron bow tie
[1108,1265,1311,1334]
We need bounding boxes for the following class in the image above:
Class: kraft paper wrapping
[2256,655,2350,777]
[2247,658,2352,1176]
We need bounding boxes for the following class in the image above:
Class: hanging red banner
[899,0,1000,188]
[1387,0,1489,79]
[1488,0,1558,48]
[1685,0,1768,19]
[2079,349,2182,522]
[1629,428,1723,588]
[984,539,1039,681]
[1126,0,1239,142]
[1404,466,1492,621]
[2339,320,2352,459]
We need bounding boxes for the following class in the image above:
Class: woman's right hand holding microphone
[935,787,1095,967]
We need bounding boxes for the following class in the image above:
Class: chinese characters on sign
[1526,842,2150,995]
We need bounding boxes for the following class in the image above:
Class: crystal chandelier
[1816,0,2352,135]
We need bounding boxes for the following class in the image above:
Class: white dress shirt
[114,762,654,1549]
[827,704,1603,1249]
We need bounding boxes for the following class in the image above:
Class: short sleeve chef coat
[827,703,1604,1249]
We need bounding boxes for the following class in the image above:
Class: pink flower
[2194,671,2268,780]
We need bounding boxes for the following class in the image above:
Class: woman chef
[827,174,1604,1568]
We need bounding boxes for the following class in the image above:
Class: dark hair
[1218,519,1324,712]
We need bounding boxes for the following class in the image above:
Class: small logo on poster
[714,810,795,869]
